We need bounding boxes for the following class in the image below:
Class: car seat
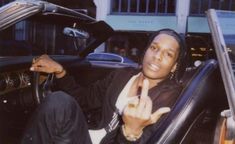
[147,59,225,144]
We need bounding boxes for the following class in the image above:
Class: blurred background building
[1,0,234,63]
[94,0,234,63]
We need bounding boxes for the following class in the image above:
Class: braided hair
[142,29,187,83]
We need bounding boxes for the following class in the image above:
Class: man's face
[142,33,180,81]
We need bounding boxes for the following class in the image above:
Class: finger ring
[128,103,137,108]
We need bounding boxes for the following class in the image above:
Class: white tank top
[89,73,141,144]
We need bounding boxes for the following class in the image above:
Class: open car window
[207,9,235,120]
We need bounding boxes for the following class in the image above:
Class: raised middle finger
[140,79,149,99]
[141,96,152,119]
[136,97,146,117]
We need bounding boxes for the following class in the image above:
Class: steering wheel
[32,72,54,104]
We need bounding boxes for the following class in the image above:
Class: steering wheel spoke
[32,72,54,104]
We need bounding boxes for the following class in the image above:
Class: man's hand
[122,79,170,137]
[30,55,66,78]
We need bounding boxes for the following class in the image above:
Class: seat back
[148,59,219,144]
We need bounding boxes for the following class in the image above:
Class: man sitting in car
[22,29,186,144]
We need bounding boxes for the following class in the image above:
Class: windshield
[0,1,113,58]
[0,19,94,56]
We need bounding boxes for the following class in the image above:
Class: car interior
[0,43,228,144]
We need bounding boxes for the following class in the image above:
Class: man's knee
[41,91,77,111]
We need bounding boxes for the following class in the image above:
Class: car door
[207,9,235,143]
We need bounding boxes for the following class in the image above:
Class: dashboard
[0,70,32,96]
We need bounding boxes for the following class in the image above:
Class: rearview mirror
[63,27,89,39]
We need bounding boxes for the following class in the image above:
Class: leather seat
[148,59,222,144]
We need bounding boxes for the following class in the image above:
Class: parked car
[0,0,233,144]
[86,52,139,68]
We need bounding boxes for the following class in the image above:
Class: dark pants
[21,91,92,144]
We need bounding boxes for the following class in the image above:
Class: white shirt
[89,73,140,144]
